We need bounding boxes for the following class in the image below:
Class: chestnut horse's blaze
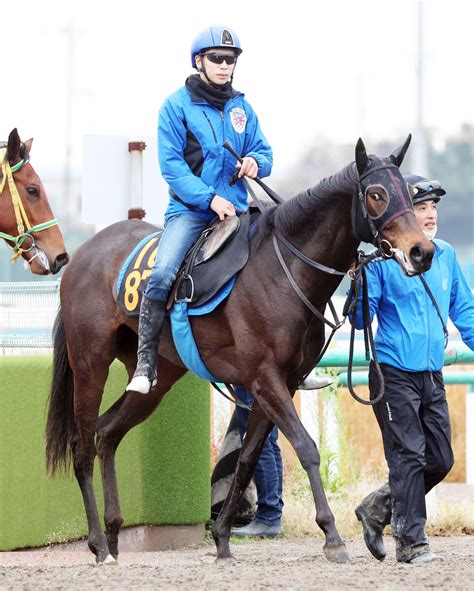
[0,128,68,275]
[46,136,433,565]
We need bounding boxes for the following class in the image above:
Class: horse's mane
[253,162,357,244]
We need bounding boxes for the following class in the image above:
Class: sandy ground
[0,536,472,590]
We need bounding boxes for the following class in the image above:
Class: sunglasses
[203,52,238,65]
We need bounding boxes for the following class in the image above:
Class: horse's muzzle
[409,241,434,274]
[50,252,70,274]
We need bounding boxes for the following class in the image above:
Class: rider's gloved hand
[210,195,237,220]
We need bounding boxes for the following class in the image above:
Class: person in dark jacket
[353,175,474,564]
[127,24,272,395]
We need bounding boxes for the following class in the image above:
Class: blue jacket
[158,85,273,221]
[351,239,474,371]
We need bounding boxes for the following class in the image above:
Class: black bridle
[222,143,411,405]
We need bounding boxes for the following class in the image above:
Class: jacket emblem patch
[230,107,246,133]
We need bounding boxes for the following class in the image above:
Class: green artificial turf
[0,356,210,550]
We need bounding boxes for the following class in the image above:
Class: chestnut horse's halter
[0,147,59,264]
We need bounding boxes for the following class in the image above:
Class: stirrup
[298,374,333,390]
[126,375,157,395]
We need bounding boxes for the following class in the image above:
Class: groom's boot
[126,296,166,395]
[355,483,392,561]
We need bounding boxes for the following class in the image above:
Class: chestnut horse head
[0,128,68,275]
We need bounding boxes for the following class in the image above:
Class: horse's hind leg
[253,377,350,563]
[72,362,115,565]
[97,353,186,559]
[213,402,275,559]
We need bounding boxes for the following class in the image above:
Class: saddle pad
[116,232,162,316]
[170,302,219,382]
[116,232,238,318]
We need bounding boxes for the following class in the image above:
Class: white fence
[0,281,60,349]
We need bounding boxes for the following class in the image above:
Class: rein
[0,148,59,263]
[274,231,386,405]
[222,142,394,406]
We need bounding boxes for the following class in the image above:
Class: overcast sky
[3,0,473,177]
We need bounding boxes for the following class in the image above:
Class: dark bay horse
[46,137,434,565]
[0,128,69,274]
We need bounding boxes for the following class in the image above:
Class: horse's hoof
[214,541,234,561]
[215,553,236,562]
[324,543,351,563]
[96,554,117,566]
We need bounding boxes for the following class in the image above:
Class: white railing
[0,281,60,348]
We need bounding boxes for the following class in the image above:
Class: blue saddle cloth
[116,233,237,382]
[170,275,238,382]
[116,221,258,382]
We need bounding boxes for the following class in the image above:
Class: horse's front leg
[212,403,274,559]
[253,375,350,563]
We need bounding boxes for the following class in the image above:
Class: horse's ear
[23,138,34,156]
[355,138,369,177]
[389,133,412,167]
[7,128,21,163]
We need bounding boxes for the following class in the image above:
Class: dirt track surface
[1,536,472,590]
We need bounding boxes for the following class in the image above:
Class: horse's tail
[45,309,75,477]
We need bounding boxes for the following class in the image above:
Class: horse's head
[0,128,69,275]
[354,135,434,275]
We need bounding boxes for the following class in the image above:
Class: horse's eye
[370,192,381,201]
[27,187,40,198]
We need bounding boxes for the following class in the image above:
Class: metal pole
[337,371,474,387]
[412,0,429,175]
[62,23,75,228]
[128,141,147,220]
[467,384,474,485]
[318,346,474,368]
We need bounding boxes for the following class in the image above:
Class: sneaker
[408,551,444,564]
[396,543,443,564]
[230,519,283,537]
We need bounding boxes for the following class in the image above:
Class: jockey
[353,175,474,564]
[127,24,272,394]
[127,24,333,536]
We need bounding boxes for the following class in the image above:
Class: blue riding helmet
[191,25,242,68]
[404,174,446,205]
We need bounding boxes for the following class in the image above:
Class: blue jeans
[145,213,213,302]
[234,386,284,526]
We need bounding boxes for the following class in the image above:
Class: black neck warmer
[186,74,238,111]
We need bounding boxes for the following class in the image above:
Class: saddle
[116,212,251,317]
[169,211,250,309]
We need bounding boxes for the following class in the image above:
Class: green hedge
[0,356,210,550]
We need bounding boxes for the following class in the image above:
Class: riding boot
[355,483,392,561]
[126,296,166,395]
